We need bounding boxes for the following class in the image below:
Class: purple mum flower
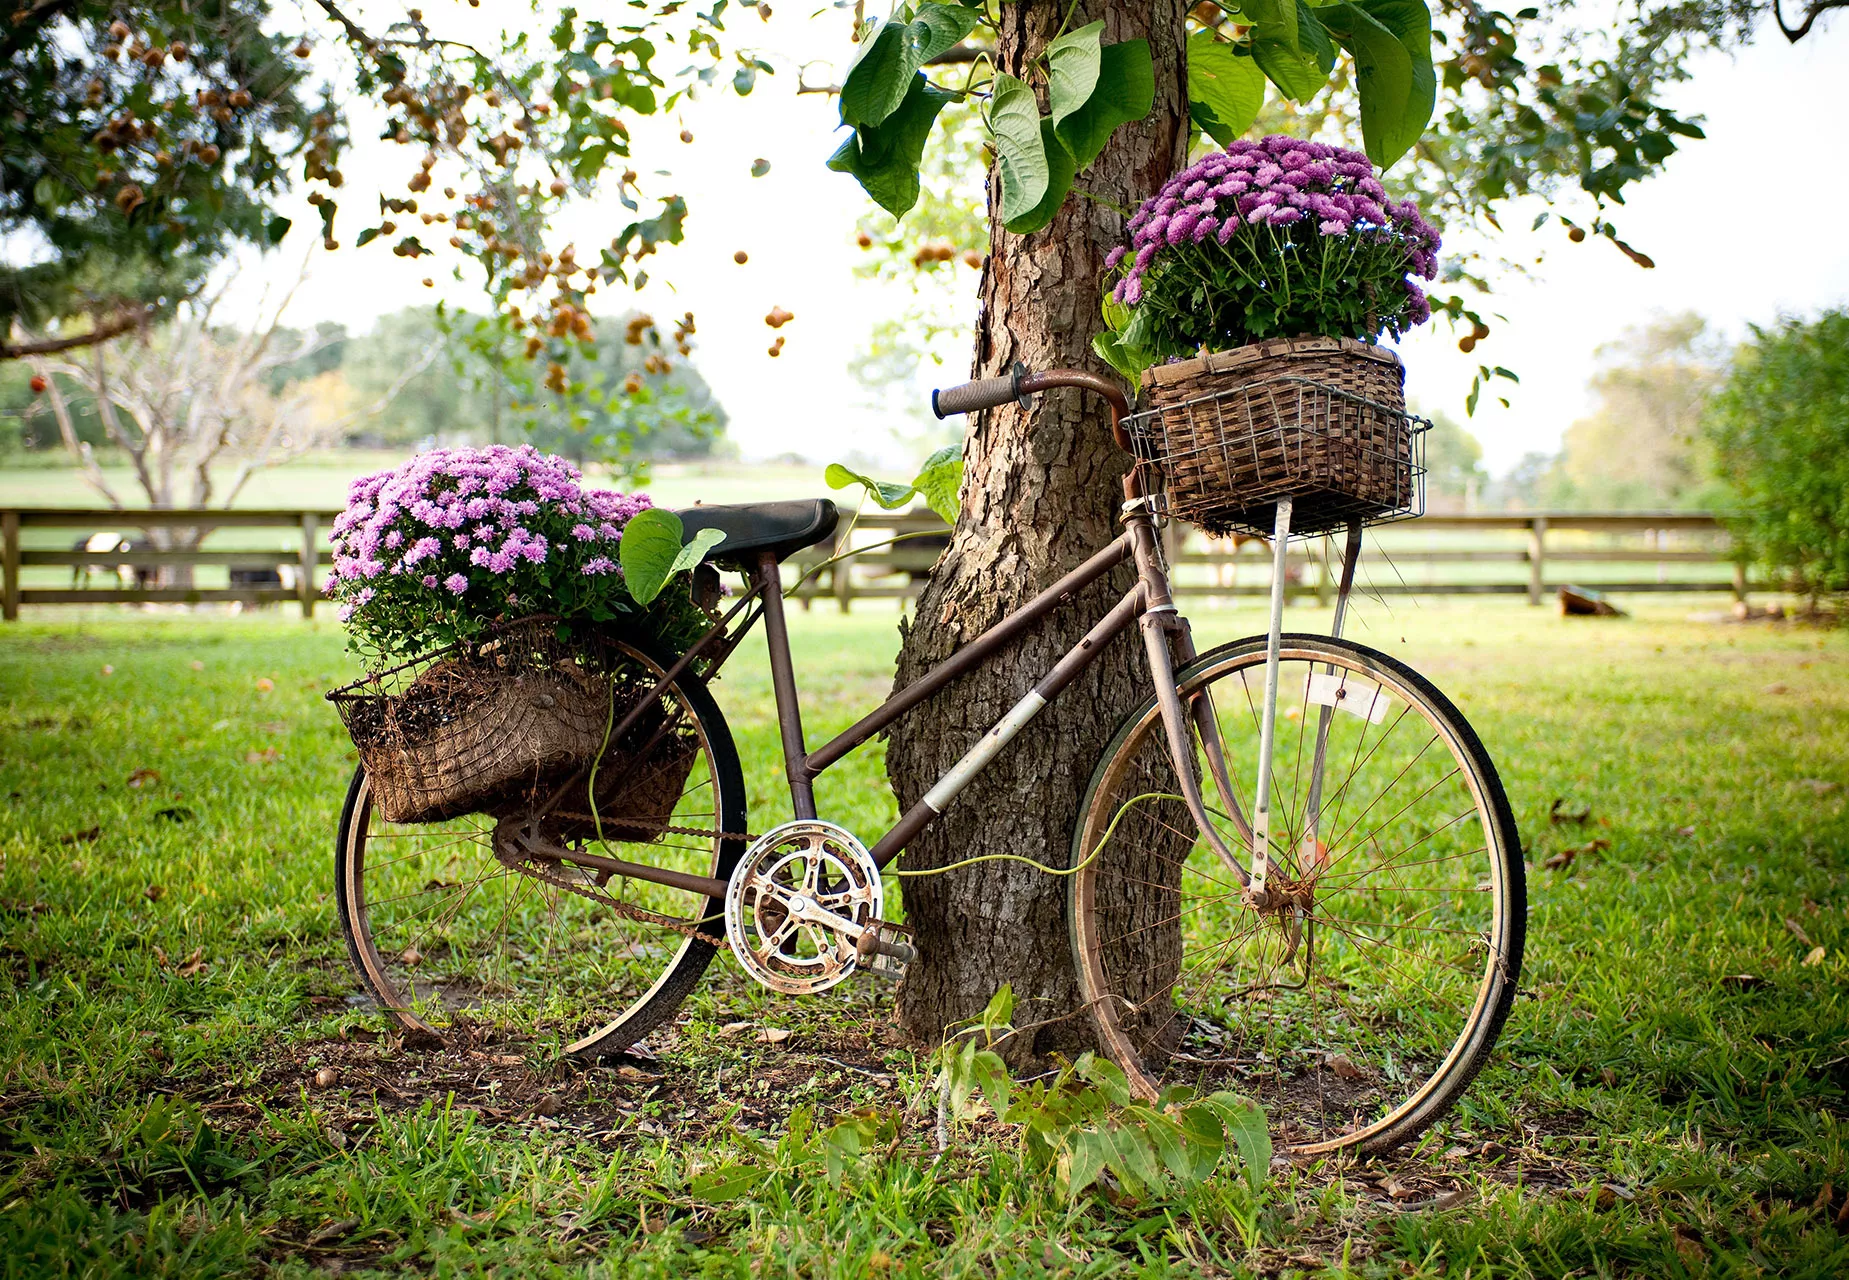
[444,573,469,595]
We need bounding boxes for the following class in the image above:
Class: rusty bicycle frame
[526,368,1346,913]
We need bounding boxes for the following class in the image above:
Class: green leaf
[1207,1092,1272,1194]
[1059,1128,1109,1200]
[1187,32,1266,146]
[1253,33,1329,104]
[970,1048,1012,1120]
[733,64,757,95]
[1296,0,1339,73]
[979,983,1015,1031]
[1104,1119,1160,1191]
[266,216,292,244]
[1242,0,1300,52]
[840,4,980,128]
[1075,1052,1132,1107]
[990,73,1048,226]
[1002,118,1077,235]
[840,19,912,128]
[910,444,963,523]
[910,2,982,62]
[354,226,381,248]
[825,462,916,509]
[1052,40,1154,171]
[827,74,956,217]
[1092,328,1144,382]
[619,509,725,606]
[1319,0,1436,168]
[691,1163,767,1202]
[1046,21,1105,130]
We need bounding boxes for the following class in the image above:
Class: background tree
[26,281,427,579]
[1704,307,1849,606]
[1550,314,1726,508]
[1420,411,1489,511]
[0,0,324,353]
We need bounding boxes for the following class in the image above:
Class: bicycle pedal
[854,919,914,981]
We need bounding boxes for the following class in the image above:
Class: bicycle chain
[499,822,757,949]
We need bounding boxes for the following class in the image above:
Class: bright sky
[233,9,1849,477]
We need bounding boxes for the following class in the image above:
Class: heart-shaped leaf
[1047,20,1105,129]
[1052,39,1154,171]
[828,74,956,216]
[619,508,726,606]
[1188,31,1267,145]
[991,73,1050,226]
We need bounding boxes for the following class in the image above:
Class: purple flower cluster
[325,445,663,661]
[1107,135,1441,318]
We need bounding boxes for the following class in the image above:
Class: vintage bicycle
[331,363,1526,1155]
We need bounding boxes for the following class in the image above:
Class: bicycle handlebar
[931,369,1024,418]
[932,364,1134,453]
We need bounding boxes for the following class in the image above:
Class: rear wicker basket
[327,618,697,838]
[1131,336,1427,538]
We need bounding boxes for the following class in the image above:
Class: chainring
[723,820,882,994]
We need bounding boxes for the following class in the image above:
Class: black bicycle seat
[674,499,839,567]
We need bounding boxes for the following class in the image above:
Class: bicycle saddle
[674,499,839,567]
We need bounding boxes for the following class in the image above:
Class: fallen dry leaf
[144,884,166,902]
[1326,1053,1362,1080]
[313,1067,339,1089]
[255,677,275,693]
[1543,838,1610,871]
[719,1021,753,1037]
[535,1095,562,1117]
[1601,1066,1618,1088]
[175,947,205,977]
[1804,946,1827,967]
[756,1026,792,1045]
[245,747,281,765]
[1763,681,1789,695]
[305,1218,357,1247]
[190,660,205,672]
[126,767,161,788]
[1672,1224,1705,1262]
[1721,973,1771,991]
[100,664,114,676]
[1383,1177,1417,1200]
[60,825,101,845]
[1549,798,1592,825]
[1797,779,1840,795]
[1431,1188,1470,1210]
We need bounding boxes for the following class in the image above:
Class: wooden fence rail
[1,506,1749,622]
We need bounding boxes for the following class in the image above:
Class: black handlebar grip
[932,368,1024,418]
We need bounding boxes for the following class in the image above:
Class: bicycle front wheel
[333,642,747,1058]
[1070,634,1525,1155]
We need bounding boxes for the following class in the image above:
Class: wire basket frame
[326,616,698,833]
[1126,376,1430,539]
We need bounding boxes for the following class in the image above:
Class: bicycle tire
[1069,633,1525,1155]
[334,640,747,1058]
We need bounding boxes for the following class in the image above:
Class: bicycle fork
[1139,503,1365,908]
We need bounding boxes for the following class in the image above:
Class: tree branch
[0,308,154,360]
[1774,0,1847,42]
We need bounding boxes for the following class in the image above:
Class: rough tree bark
[887,0,1189,1058]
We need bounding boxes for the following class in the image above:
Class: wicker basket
[327,619,697,838]
[1131,336,1426,538]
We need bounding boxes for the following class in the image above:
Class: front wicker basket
[1131,336,1426,538]
[327,618,697,837]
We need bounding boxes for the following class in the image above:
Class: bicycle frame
[552,369,1357,910]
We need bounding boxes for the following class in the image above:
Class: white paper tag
[1306,672,1390,723]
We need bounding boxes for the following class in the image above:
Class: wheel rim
[1073,640,1519,1154]
[339,644,733,1054]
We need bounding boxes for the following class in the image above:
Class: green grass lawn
[2,598,1845,1277]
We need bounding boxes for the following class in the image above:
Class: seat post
[755,550,817,820]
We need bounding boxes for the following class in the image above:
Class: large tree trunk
[887,1,1189,1058]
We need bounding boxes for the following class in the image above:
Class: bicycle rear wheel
[333,642,747,1057]
[1070,634,1524,1154]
